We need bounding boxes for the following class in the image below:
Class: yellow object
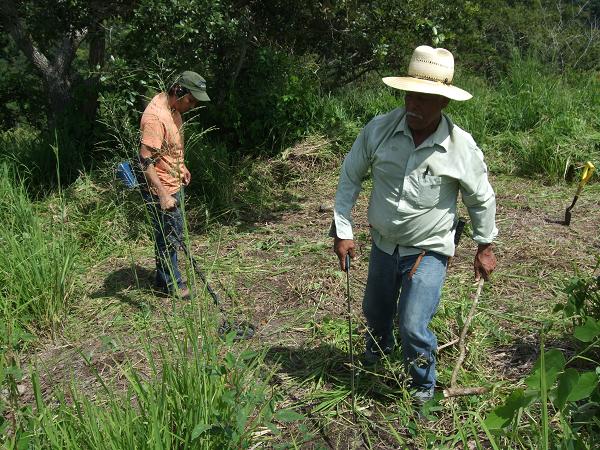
[576,161,595,196]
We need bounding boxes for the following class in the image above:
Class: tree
[0,0,134,128]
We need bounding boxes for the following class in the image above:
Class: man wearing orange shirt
[138,71,210,299]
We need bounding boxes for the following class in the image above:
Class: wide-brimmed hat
[382,46,472,101]
[178,71,210,102]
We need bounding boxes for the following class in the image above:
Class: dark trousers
[142,190,184,291]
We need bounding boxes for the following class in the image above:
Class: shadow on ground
[91,264,156,309]
[265,344,411,404]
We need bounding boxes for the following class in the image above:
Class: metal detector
[345,253,356,419]
[116,160,256,340]
[177,236,256,341]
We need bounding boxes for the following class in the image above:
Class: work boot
[154,282,191,300]
[175,283,192,300]
[411,387,434,406]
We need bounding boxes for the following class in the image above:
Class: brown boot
[175,283,192,300]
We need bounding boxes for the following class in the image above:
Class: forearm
[467,197,497,244]
[462,177,497,244]
[143,165,169,197]
[332,173,362,239]
[331,132,370,239]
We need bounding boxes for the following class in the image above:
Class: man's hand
[334,237,356,271]
[474,243,496,281]
[159,193,177,210]
[182,165,191,185]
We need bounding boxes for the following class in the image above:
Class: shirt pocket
[417,175,452,208]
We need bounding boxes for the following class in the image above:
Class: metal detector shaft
[178,239,256,340]
[182,246,220,305]
[178,239,221,306]
[345,253,356,419]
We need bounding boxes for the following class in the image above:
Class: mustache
[406,111,423,120]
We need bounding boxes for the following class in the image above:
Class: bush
[217,48,326,153]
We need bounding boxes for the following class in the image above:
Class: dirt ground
[14,148,600,448]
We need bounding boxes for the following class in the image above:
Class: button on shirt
[332,107,497,257]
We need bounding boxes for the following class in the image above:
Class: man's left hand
[474,244,496,281]
[182,165,191,185]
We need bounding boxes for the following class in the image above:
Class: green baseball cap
[178,71,210,102]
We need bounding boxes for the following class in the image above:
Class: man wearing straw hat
[331,46,498,404]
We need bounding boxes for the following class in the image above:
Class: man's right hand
[159,193,177,210]
[334,237,355,271]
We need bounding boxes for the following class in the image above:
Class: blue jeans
[362,242,447,392]
[142,190,184,291]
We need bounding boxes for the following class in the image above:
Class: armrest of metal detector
[116,161,140,189]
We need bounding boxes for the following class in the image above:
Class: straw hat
[382,46,472,101]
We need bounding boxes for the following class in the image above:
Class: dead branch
[443,279,490,398]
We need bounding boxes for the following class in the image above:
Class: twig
[437,338,459,352]
[444,279,490,398]
[443,386,489,397]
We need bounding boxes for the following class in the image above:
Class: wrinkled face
[174,93,199,113]
[404,91,449,132]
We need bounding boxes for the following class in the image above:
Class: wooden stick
[437,338,459,352]
[443,386,489,397]
[443,279,488,398]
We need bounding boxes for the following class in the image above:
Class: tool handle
[345,253,351,272]
[454,218,467,246]
[581,161,595,184]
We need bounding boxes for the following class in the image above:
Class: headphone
[175,85,190,99]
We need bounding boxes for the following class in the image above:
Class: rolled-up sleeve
[330,128,372,239]
[459,146,498,244]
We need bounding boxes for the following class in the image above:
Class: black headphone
[175,85,190,99]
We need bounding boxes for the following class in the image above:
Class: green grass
[452,55,600,182]
[17,313,280,449]
[0,163,78,340]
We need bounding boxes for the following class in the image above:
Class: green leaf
[484,389,528,429]
[265,422,280,435]
[525,349,565,390]
[556,368,579,410]
[568,371,598,402]
[239,350,258,361]
[274,408,304,422]
[574,318,600,342]
[191,424,213,440]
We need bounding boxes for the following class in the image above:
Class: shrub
[217,48,326,153]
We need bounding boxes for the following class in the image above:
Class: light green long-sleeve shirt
[332,107,498,257]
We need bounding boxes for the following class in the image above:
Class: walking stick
[443,278,489,397]
[345,254,356,418]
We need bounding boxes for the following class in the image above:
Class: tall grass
[20,314,278,449]
[450,55,599,182]
[0,163,78,342]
